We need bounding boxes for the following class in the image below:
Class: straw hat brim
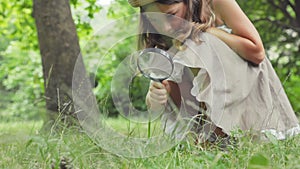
[128,0,156,7]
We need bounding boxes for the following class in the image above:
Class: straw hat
[128,0,156,7]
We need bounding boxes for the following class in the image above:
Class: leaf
[248,153,271,169]
[264,131,279,145]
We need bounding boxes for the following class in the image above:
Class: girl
[128,0,300,143]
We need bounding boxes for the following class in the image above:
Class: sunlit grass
[105,116,163,138]
[0,120,42,144]
[1,119,300,168]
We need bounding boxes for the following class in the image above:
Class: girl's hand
[146,80,171,111]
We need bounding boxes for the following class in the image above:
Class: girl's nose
[163,22,173,33]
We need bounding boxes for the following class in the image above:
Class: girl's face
[143,2,188,35]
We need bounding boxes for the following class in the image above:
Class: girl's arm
[206,0,265,65]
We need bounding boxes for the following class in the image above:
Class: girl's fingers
[162,80,171,93]
[151,81,165,89]
[149,86,167,95]
[148,80,169,104]
[149,94,167,104]
[149,91,167,101]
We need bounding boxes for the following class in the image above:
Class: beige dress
[162,32,300,140]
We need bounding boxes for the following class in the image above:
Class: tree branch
[284,0,296,12]
[283,0,300,27]
[253,17,300,33]
[267,0,294,23]
[295,0,300,26]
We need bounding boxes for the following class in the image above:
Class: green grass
[105,116,163,138]
[1,120,300,169]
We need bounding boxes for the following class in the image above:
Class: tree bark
[295,0,300,28]
[33,0,85,124]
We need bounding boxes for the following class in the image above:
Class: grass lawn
[1,119,300,169]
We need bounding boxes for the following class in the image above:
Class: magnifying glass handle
[158,79,164,83]
[152,78,166,83]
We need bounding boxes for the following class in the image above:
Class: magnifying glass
[136,48,176,138]
[137,48,174,82]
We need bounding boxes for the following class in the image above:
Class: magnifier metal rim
[137,48,174,82]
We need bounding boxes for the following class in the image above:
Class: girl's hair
[138,0,215,50]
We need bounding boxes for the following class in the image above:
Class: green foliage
[91,35,139,117]
[0,0,44,121]
[79,0,140,117]
[0,41,45,121]
[129,76,150,112]
[282,73,300,114]
[248,153,271,169]
[107,0,137,19]
[0,0,38,51]
[71,0,103,37]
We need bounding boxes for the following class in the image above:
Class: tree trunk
[295,0,300,29]
[33,0,86,125]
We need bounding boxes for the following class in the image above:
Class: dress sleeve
[167,62,185,83]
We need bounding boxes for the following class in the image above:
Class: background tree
[33,0,94,124]
[33,0,78,123]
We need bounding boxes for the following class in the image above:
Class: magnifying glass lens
[137,48,173,82]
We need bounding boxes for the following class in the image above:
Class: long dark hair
[138,0,215,50]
